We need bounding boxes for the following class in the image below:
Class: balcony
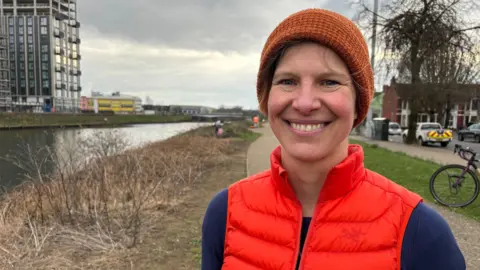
[69,53,81,60]
[67,36,81,44]
[55,82,66,89]
[55,64,65,72]
[69,85,81,92]
[53,28,65,38]
[54,47,65,55]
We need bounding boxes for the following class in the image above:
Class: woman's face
[267,42,357,162]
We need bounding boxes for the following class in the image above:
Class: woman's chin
[282,143,330,163]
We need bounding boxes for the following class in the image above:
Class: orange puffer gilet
[223,145,422,270]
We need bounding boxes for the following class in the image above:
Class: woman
[202,8,465,270]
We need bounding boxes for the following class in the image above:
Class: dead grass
[0,125,250,269]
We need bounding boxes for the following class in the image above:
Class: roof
[390,77,480,102]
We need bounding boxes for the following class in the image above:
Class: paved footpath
[247,126,480,269]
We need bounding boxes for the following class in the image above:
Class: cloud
[77,0,375,108]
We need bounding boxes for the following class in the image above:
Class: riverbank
[0,113,192,130]
[0,121,260,269]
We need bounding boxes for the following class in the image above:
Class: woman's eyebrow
[273,70,350,80]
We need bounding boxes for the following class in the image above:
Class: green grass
[0,113,192,128]
[352,140,480,221]
[190,238,202,267]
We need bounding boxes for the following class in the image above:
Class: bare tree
[398,44,480,127]
[353,0,480,143]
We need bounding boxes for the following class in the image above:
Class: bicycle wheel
[429,164,480,207]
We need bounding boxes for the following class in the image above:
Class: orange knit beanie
[257,8,374,127]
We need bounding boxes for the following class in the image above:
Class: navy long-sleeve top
[201,188,466,270]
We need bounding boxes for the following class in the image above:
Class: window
[19,45,24,52]
[29,80,34,87]
[56,72,61,80]
[8,18,14,26]
[10,62,15,69]
[20,80,25,87]
[20,71,25,78]
[40,17,48,26]
[27,35,33,43]
[55,38,60,46]
[28,63,34,70]
[18,18,24,26]
[42,63,48,70]
[27,17,33,26]
[55,55,61,63]
[43,80,49,87]
[19,54,24,61]
[28,44,33,52]
[19,27,24,34]
[42,71,48,79]
[29,72,34,79]
[9,36,14,44]
[41,45,48,53]
[28,54,33,61]
[42,54,49,61]
[27,27,32,35]
[10,53,14,61]
[41,27,47,35]
[19,63,25,69]
[18,36,24,43]
[421,124,442,130]
[9,27,14,35]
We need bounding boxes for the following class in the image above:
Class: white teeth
[290,123,324,132]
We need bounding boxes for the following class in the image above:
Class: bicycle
[429,144,480,207]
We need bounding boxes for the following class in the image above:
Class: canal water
[0,122,210,189]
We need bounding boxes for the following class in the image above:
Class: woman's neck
[281,142,349,215]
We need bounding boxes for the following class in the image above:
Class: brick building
[382,78,480,129]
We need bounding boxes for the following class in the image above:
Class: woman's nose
[292,84,321,115]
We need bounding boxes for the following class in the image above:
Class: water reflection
[0,122,209,189]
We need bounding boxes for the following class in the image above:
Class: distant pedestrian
[201,8,464,270]
[214,120,223,137]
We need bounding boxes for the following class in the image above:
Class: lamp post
[366,0,379,138]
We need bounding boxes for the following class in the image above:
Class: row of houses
[382,78,480,129]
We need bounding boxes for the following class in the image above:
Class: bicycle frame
[454,145,479,187]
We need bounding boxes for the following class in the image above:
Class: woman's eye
[320,80,340,87]
[277,79,296,86]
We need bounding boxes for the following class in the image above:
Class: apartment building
[0,0,81,112]
[0,15,9,111]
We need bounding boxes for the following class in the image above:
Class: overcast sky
[77,0,381,109]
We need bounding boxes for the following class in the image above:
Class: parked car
[388,122,402,136]
[458,123,480,142]
[402,122,453,147]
